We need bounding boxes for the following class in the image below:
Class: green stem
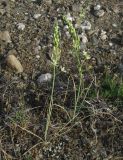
[73,48,83,117]
[45,65,56,141]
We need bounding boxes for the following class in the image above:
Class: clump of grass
[45,21,61,141]
[11,94,29,127]
[100,74,123,99]
[63,16,83,118]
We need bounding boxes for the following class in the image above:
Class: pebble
[33,14,41,19]
[17,23,25,30]
[79,33,88,44]
[81,20,91,31]
[36,55,40,59]
[65,31,71,38]
[94,9,105,17]
[109,42,113,47]
[74,23,79,29]
[94,4,101,11]
[112,23,117,28]
[100,30,107,40]
[93,4,105,17]
[6,53,23,73]
[0,8,6,15]
[37,73,52,83]
[45,0,52,5]
[0,31,11,43]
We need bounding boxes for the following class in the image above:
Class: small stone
[36,55,40,59]
[64,25,69,31]
[109,42,113,46]
[66,31,71,38]
[113,6,120,14]
[0,8,6,15]
[74,23,79,29]
[94,9,105,17]
[101,34,107,40]
[0,31,11,43]
[94,4,101,11]
[45,0,52,5]
[112,23,117,28]
[6,54,23,73]
[33,14,41,19]
[79,33,88,44]
[100,30,107,40]
[37,73,52,83]
[81,20,91,31]
[17,23,25,30]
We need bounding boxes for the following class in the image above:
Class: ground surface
[0,0,123,160]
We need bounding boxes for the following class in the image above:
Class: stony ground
[0,0,123,160]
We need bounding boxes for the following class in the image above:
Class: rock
[109,42,113,47]
[94,9,105,17]
[0,8,6,15]
[37,73,52,83]
[93,4,105,17]
[112,23,117,28]
[33,13,41,19]
[0,0,9,16]
[81,20,91,31]
[63,25,69,31]
[79,33,88,44]
[101,34,107,40]
[6,53,23,73]
[45,0,52,5]
[65,31,71,38]
[100,30,107,40]
[0,31,11,43]
[17,23,25,30]
[36,55,40,59]
[94,4,101,11]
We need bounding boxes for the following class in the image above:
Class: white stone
[100,30,107,40]
[81,20,91,31]
[94,5,101,11]
[112,23,117,27]
[36,55,40,59]
[37,73,52,83]
[18,23,25,30]
[33,14,41,19]
[109,42,113,46]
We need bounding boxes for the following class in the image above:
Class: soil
[0,0,123,160]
